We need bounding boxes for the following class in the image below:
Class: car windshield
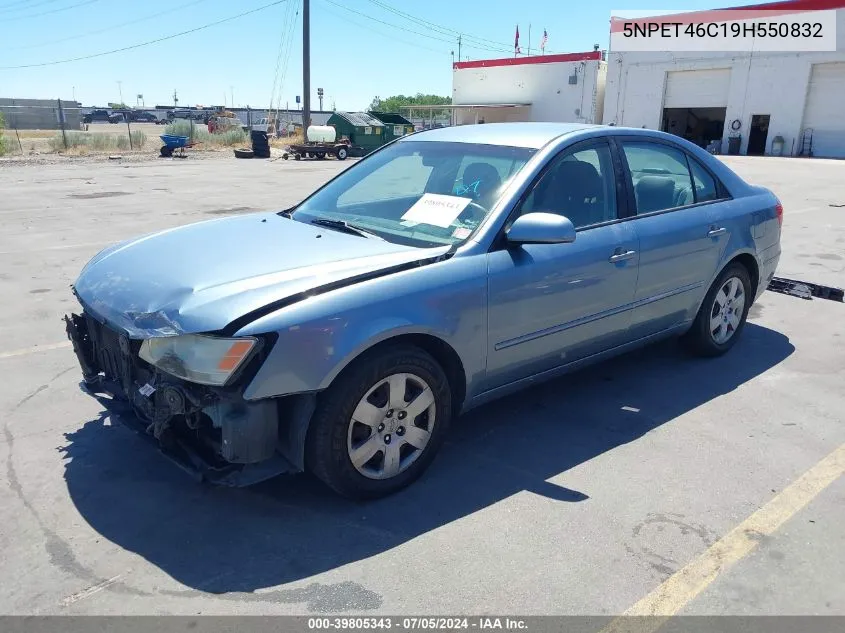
[291,140,536,247]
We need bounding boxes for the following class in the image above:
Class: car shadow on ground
[60,323,793,599]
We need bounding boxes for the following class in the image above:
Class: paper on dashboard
[400,193,473,228]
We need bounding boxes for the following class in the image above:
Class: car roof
[403,122,601,149]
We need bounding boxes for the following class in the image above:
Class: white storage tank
[306,125,337,143]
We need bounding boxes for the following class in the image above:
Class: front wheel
[683,262,752,357]
[336,146,348,160]
[306,346,452,499]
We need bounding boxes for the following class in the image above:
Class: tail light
[775,200,783,228]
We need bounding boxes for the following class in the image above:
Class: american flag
[540,29,548,52]
[514,25,521,54]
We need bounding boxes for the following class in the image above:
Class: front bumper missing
[64,312,298,487]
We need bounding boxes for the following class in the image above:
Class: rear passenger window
[622,143,694,213]
[519,143,617,229]
[689,158,720,202]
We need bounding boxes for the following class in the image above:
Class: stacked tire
[251,130,271,159]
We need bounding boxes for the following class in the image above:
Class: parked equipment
[159,134,195,158]
[306,125,337,144]
[284,126,351,160]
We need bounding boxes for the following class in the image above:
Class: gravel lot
[0,154,843,618]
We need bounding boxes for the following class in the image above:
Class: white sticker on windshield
[401,193,472,228]
[452,226,472,240]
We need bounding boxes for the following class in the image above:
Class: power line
[1,0,290,70]
[2,0,207,51]
[4,0,101,21]
[365,0,513,50]
[0,0,62,14]
[267,0,298,114]
[320,0,506,55]
[365,0,558,55]
[318,0,447,55]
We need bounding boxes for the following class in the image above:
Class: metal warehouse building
[451,51,607,125]
[603,0,845,157]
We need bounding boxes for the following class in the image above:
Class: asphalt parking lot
[0,154,843,617]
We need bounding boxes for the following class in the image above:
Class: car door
[484,139,640,391]
[616,139,728,339]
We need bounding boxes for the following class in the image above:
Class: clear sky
[1,0,750,111]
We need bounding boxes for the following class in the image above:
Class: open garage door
[802,62,845,158]
[664,68,731,108]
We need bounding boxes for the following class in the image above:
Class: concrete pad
[0,154,842,616]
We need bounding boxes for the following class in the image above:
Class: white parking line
[0,341,72,359]
[602,442,845,631]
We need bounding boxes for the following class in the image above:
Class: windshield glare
[292,140,536,247]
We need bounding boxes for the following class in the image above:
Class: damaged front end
[64,310,306,487]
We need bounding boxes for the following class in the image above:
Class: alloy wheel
[710,276,745,344]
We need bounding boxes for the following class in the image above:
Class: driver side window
[519,143,618,229]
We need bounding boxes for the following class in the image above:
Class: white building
[451,51,607,125]
[603,0,845,157]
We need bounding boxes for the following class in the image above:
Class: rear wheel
[336,146,348,160]
[306,345,451,499]
[684,262,752,356]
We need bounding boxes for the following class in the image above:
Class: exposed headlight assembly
[139,335,258,386]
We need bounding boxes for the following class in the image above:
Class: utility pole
[57,99,68,149]
[302,0,311,131]
[457,34,462,62]
[317,87,323,111]
[528,24,532,56]
[173,89,178,108]
[230,85,234,109]
[117,80,123,106]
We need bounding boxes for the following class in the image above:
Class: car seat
[535,160,606,227]
[634,175,677,214]
[459,162,503,209]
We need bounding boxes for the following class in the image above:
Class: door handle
[708,226,727,237]
[608,250,637,263]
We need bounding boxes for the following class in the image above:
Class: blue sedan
[65,122,782,499]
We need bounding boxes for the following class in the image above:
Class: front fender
[314,320,453,390]
[235,255,487,401]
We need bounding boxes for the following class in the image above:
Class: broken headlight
[138,335,258,386]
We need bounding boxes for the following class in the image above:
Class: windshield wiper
[310,218,383,240]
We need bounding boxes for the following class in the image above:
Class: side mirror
[506,212,576,245]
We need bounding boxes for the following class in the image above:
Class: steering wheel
[456,201,488,227]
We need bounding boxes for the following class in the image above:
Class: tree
[369,93,451,118]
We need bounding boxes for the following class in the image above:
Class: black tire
[306,345,452,500]
[282,153,289,160]
[336,146,348,160]
[683,262,753,357]
[294,154,301,160]
[316,152,326,160]
[234,148,254,159]
[160,145,173,157]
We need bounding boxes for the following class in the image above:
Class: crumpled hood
[74,212,447,338]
